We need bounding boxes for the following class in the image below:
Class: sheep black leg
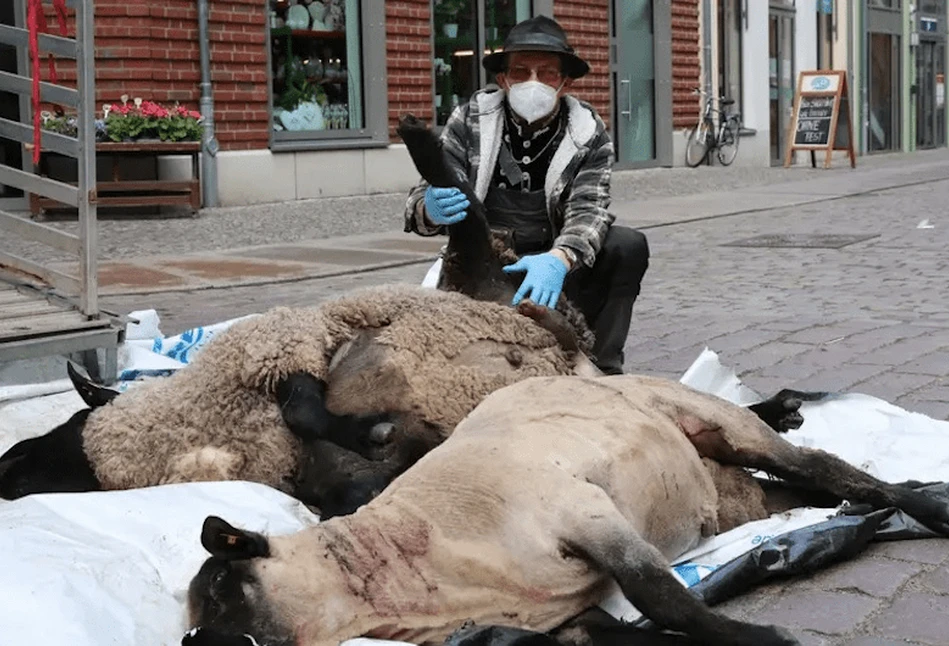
[695,419,949,537]
[560,483,799,646]
[275,372,331,441]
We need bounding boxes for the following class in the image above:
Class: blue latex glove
[502,252,568,309]
[424,186,469,226]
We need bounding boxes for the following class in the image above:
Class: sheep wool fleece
[81,284,582,492]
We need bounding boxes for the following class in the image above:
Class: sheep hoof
[748,389,823,433]
[369,422,396,445]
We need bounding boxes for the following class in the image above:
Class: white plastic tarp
[2,312,948,645]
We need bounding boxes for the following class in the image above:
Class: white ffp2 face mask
[506,80,562,124]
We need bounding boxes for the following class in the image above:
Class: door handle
[620,79,631,118]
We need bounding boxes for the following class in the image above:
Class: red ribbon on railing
[27,0,69,165]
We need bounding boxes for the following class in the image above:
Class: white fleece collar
[475,91,600,207]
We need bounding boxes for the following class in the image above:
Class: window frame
[266,0,389,152]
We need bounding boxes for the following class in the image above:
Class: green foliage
[155,114,204,142]
[104,113,151,142]
[276,56,327,111]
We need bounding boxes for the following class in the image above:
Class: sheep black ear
[66,361,119,409]
[200,516,270,561]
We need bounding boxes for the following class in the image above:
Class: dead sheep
[0,284,596,507]
[184,374,949,646]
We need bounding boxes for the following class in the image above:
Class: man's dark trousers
[563,226,649,375]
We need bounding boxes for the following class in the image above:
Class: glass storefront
[867,32,900,152]
[613,0,656,164]
[268,0,364,138]
[916,1,947,149]
[432,0,533,126]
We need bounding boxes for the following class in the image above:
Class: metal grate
[721,233,880,249]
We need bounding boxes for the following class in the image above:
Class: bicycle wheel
[684,120,712,168]
[716,117,741,166]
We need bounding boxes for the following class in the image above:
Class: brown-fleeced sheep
[0,113,605,512]
[184,374,949,646]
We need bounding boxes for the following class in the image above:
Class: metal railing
[0,0,98,316]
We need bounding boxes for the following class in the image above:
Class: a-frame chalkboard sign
[784,70,856,169]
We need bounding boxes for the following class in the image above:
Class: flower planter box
[28,140,202,218]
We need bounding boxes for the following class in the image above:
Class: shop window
[868,0,900,8]
[267,0,386,149]
[433,0,533,126]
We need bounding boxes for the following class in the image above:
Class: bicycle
[684,87,743,167]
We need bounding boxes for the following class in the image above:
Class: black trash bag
[443,616,697,646]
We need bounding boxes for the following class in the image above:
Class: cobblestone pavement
[71,154,949,644]
[5,147,943,264]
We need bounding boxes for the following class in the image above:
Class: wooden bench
[28,140,202,217]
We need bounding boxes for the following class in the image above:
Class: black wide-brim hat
[482,15,590,79]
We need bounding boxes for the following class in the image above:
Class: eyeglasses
[504,64,563,86]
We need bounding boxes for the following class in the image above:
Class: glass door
[916,40,947,149]
[612,0,656,165]
[867,32,901,152]
[769,10,795,164]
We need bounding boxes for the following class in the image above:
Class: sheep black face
[0,363,113,500]
[186,517,293,646]
[0,408,101,499]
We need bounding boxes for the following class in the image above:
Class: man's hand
[424,186,469,226]
[502,251,570,308]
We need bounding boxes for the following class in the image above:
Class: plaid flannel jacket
[402,87,616,269]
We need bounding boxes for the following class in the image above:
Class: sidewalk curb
[106,169,949,296]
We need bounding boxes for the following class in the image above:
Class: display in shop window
[268,0,362,134]
[432,0,533,126]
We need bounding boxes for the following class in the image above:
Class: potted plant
[434,0,466,39]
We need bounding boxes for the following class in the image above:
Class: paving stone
[865,539,949,566]
[723,342,814,374]
[781,321,893,345]
[892,399,949,421]
[908,381,949,402]
[805,556,924,597]
[868,592,949,644]
[835,325,936,354]
[915,565,949,595]
[851,335,945,367]
[851,372,941,401]
[894,350,949,376]
[751,590,882,635]
[841,638,927,646]
[786,363,891,393]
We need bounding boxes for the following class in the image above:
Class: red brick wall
[671,0,701,129]
[37,0,269,151]
[386,0,433,141]
[554,0,611,129]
